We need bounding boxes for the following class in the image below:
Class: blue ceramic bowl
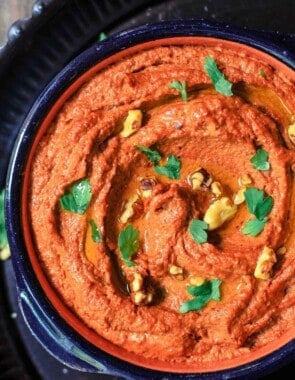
[5,20,295,379]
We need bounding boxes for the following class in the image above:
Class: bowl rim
[5,19,295,378]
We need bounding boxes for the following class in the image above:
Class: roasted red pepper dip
[25,39,295,369]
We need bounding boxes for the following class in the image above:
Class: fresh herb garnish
[180,279,222,313]
[169,80,188,102]
[258,68,266,78]
[98,32,107,41]
[135,145,161,164]
[60,179,92,215]
[118,224,139,267]
[189,219,208,244]
[154,155,181,180]
[241,218,268,237]
[0,189,8,250]
[244,188,273,220]
[204,56,233,96]
[136,146,181,179]
[242,187,273,237]
[250,148,270,171]
[89,219,103,243]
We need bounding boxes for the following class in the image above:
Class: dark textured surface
[0,0,294,379]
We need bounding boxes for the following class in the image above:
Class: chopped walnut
[120,109,143,137]
[130,272,144,292]
[169,265,184,280]
[138,177,157,198]
[189,276,205,286]
[119,194,139,224]
[234,174,252,205]
[188,168,212,190]
[288,122,295,144]
[203,197,237,230]
[254,246,277,280]
[233,187,246,205]
[277,246,287,255]
[238,174,252,187]
[129,272,154,306]
[210,181,222,197]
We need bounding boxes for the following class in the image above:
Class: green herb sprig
[135,145,161,164]
[118,224,139,267]
[89,219,103,243]
[242,187,273,236]
[154,155,181,180]
[180,279,222,313]
[250,148,270,171]
[189,219,208,244]
[136,146,181,180]
[60,179,92,214]
[204,56,233,96]
[169,80,188,102]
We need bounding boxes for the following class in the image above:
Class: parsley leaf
[169,80,188,102]
[60,179,92,214]
[180,279,222,313]
[136,146,181,179]
[135,145,161,164]
[0,189,8,250]
[189,219,208,244]
[244,188,273,221]
[98,32,107,41]
[204,56,233,96]
[255,196,273,221]
[118,224,139,267]
[259,68,266,78]
[180,295,211,313]
[242,218,268,237]
[89,219,103,243]
[187,282,211,297]
[154,155,181,179]
[250,148,270,171]
[242,187,273,237]
[244,187,264,215]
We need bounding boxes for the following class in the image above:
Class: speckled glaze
[5,20,295,379]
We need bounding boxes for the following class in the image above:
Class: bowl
[5,19,295,379]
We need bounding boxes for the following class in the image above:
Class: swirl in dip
[26,40,295,367]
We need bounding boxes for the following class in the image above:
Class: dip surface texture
[28,42,295,365]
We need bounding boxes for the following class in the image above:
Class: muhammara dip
[27,41,295,365]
